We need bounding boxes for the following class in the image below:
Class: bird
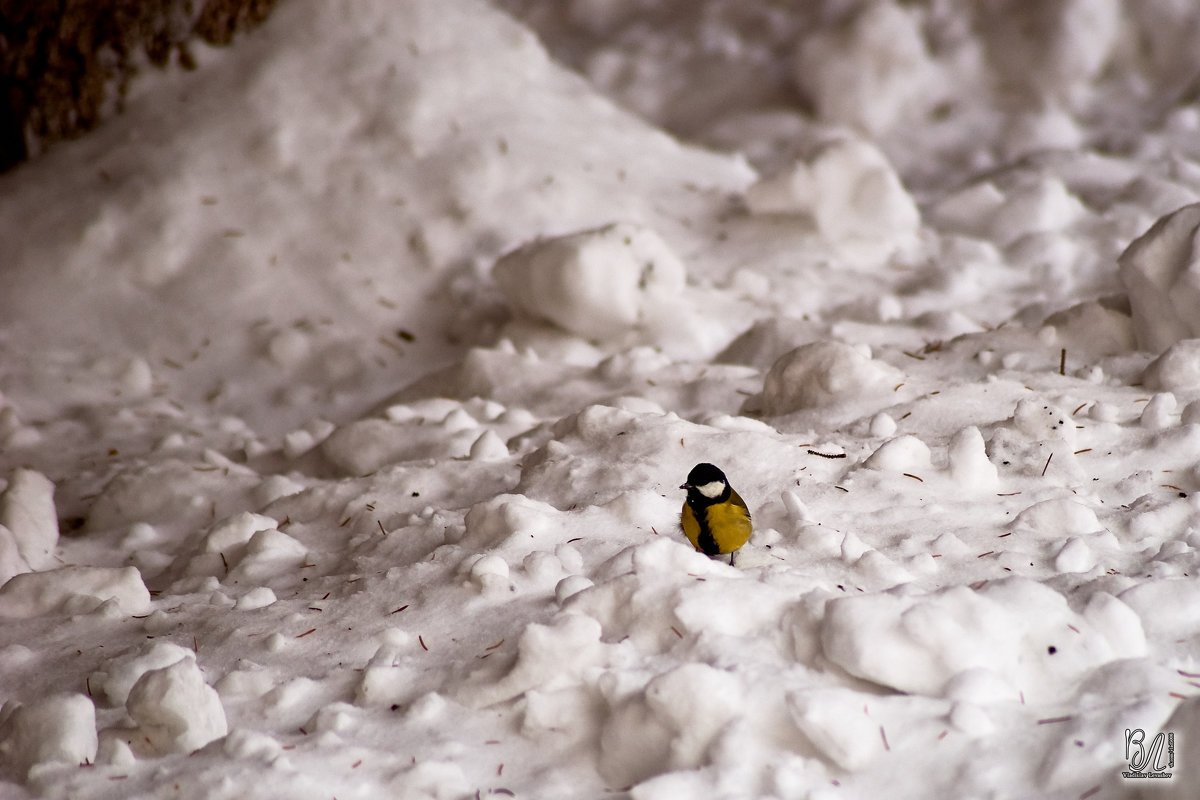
[679,462,752,566]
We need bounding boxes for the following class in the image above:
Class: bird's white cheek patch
[696,481,725,499]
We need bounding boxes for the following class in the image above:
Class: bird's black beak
[679,482,690,490]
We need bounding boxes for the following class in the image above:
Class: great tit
[680,462,752,566]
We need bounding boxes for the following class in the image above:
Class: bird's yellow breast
[681,490,752,556]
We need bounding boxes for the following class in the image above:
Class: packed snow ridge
[3,1,1200,798]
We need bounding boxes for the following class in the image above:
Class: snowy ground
[3,1,1200,797]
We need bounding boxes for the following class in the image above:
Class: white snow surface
[3,1,1200,797]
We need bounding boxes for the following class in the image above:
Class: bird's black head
[681,462,729,501]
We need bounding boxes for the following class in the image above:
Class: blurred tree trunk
[0,0,277,173]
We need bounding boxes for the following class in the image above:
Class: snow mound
[932,169,1092,246]
[946,426,1000,492]
[1043,299,1136,357]
[90,642,197,708]
[821,578,1143,701]
[235,586,277,611]
[979,0,1120,106]
[123,654,228,755]
[599,662,743,787]
[1012,498,1103,538]
[1151,696,1200,800]
[862,435,933,473]
[0,533,29,589]
[989,176,1087,246]
[159,510,292,585]
[457,614,607,708]
[319,397,530,476]
[8,0,1200,796]
[1011,398,1078,443]
[1119,578,1200,643]
[200,511,279,558]
[745,137,920,248]
[0,693,96,779]
[493,222,686,340]
[0,565,150,618]
[0,0,753,436]
[788,688,947,773]
[760,340,904,416]
[1143,339,1200,392]
[987,398,1083,479]
[461,493,562,551]
[85,458,261,534]
[321,416,473,476]
[0,470,58,579]
[222,528,309,584]
[1118,202,1200,351]
[566,539,782,653]
[791,3,939,137]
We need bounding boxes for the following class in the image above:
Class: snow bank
[0,0,752,434]
[7,0,1200,797]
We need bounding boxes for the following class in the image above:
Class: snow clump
[1143,339,1200,393]
[121,654,228,756]
[790,2,940,137]
[760,340,904,416]
[0,694,97,779]
[821,578,1144,701]
[492,222,686,340]
[1118,202,1200,351]
[0,469,58,582]
[0,566,150,618]
[745,136,920,248]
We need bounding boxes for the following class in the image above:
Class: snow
[0,470,58,581]
[0,694,97,781]
[1118,202,1200,351]
[759,340,903,417]
[493,222,687,341]
[2,0,1200,797]
[743,136,920,251]
[0,566,150,619]
[1144,339,1200,393]
[123,655,229,756]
